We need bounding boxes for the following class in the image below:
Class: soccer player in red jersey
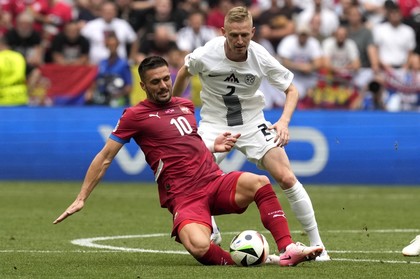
[53,56,322,266]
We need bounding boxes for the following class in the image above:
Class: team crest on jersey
[244,74,256,85]
[180,106,192,114]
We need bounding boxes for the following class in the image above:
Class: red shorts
[169,171,247,241]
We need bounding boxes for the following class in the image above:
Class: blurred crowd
[0,0,419,110]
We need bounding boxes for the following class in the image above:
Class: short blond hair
[224,6,253,26]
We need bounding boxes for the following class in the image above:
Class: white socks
[283,181,324,247]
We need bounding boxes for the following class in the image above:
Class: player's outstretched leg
[210,216,222,246]
[251,181,323,266]
[283,181,330,261]
[402,235,420,256]
[263,148,330,261]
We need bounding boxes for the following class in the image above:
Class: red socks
[197,242,235,265]
[254,184,293,252]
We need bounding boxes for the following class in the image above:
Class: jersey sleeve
[256,43,294,92]
[184,47,205,76]
[110,108,138,144]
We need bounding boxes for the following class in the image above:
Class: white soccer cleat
[210,217,222,246]
[402,235,420,256]
[315,248,331,261]
[279,242,323,267]
[210,230,222,246]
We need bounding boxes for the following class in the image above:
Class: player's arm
[53,138,123,224]
[208,132,241,153]
[172,65,192,97]
[268,83,298,147]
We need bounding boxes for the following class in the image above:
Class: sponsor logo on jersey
[224,73,239,83]
[244,74,255,85]
[148,112,160,118]
[208,73,225,77]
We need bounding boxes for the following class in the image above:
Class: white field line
[1,229,420,265]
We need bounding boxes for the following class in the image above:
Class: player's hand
[268,121,290,147]
[214,132,241,152]
[53,199,85,224]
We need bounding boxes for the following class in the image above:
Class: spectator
[297,0,339,39]
[42,0,74,56]
[319,25,361,109]
[5,12,44,74]
[176,10,218,53]
[322,25,360,77]
[81,1,138,65]
[177,0,209,17]
[139,0,185,43]
[136,24,178,63]
[43,0,74,35]
[346,4,380,92]
[373,3,417,72]
[21,0,50,33]
[0,0,26,33]
[0,36,28,106]
[206,0,233,32]
[335,0,355,25]
[166,46,191,99]
[358,0,388,28]
[373,3,418,111]
[75,0,104,25]
[276,23,324,101]
[85,35,132,107]
[359,79,387,110]
[115,0,145,32]
[255,0,301,50]
[130,0,155,11]
[50,20,90,65]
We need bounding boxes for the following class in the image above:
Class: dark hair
[138,56,169,81]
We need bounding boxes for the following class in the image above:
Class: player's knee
[256,175,271,188]
[184,236,211,259]
[275,172,296,189]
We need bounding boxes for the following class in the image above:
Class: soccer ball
[229,230,269,267]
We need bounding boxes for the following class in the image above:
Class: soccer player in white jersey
[172,6,330,261]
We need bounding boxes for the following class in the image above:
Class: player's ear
[140,81,145,91]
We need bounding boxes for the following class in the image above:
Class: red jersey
[110,97,224,208]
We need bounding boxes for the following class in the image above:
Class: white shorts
[198,118,279,169]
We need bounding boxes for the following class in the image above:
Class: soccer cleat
[265,254,280,265]
[210,217,222,246]
[402,235,420,256]
[279,242,323,267]
[315,248,331,261]
[210,229,222,246]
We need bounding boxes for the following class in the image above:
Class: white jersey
[81,18,137,65]
[185,36,293,127]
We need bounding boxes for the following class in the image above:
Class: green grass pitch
[1,181,419,278]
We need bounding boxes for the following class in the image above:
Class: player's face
[222,20,255,62]
[140,66,172,104]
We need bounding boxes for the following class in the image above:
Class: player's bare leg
[178,222,234,265]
